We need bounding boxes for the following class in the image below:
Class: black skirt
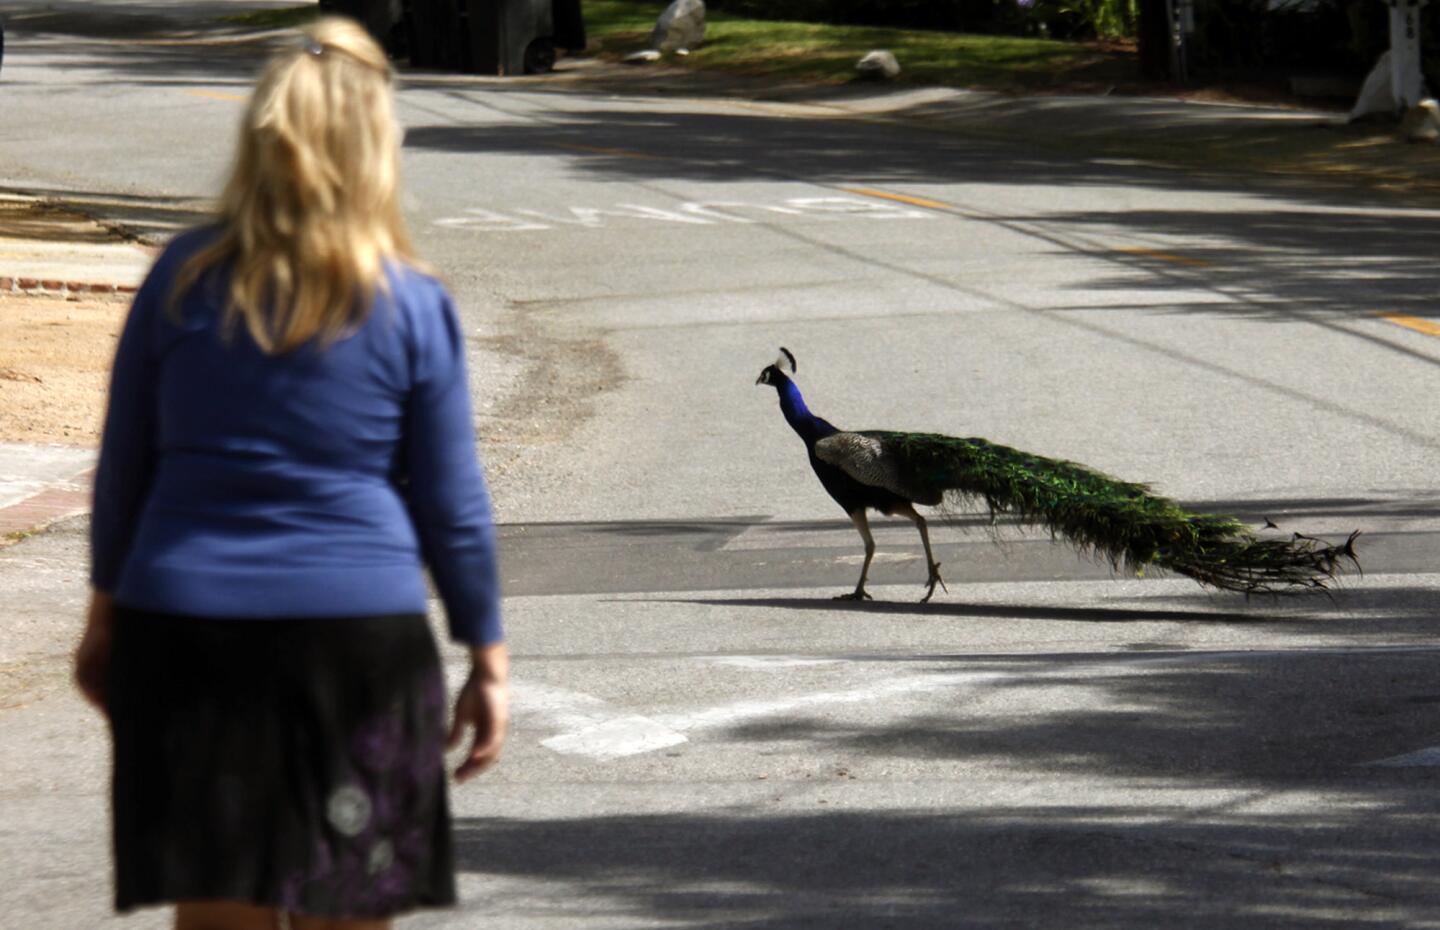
[108,608,457,918]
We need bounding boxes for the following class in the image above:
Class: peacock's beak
[755,373,764,385]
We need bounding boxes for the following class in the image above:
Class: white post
[1169,0,1193,83]
[1389,0,1429,110]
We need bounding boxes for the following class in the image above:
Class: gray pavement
[3,5,1440,929]
[6,515,1440,928]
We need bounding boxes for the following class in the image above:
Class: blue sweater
[91,229,502,646]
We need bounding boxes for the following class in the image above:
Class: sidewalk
[539,56,1440,198]
[0,194,155,295]
[0,443,93,542]
[0,198,140,545]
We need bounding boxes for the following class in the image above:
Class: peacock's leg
[835,509,875,601]
[894,503,946,602]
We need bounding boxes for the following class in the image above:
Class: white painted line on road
[511,680,625,731]
[836,552,918,565]
[513,680,690,760]
[528,669,1006,761]
[705,656,846,670]
[513,670,1004,761]
[433,197,933,233]
[651,671,1008,738]
[543,716,688,760]
[1362,746,1440,767]
[512,645,1440,762]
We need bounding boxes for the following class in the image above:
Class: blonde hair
[172,16,420,353]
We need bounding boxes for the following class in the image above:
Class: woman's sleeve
[90,265,164,593]
[404,287,503,647]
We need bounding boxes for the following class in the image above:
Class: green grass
[582,0,1135,90]
[217,1,1134,91]
[218,4,320,29]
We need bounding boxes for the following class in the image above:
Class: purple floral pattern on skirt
[283,670,451,917]
[109,610,457,919]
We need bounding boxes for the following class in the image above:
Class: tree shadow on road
[455,640,1440,925]
[712,647,1440,776]
[452,795,1440,927]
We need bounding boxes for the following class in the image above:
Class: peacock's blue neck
[776,376,837,444]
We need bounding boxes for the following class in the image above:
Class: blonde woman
[72,17,507,930]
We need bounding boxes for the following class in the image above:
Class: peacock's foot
[920,562,947,603]
[835,588,873,602]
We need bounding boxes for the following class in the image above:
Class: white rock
[1350,50,1394,121]
[1400,98,1440,142]
[856,49,900,80]
[650,0,705,53]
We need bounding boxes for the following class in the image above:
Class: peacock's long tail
[866,431,1360,594]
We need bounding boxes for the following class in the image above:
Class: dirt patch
[0,198,121,246]
[472,301,627,490]
[0,294,128,445]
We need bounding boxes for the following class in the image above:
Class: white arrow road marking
[543,716,689,760]
[511,681,690,761]
[509,680,617,731]
[1362,747,1440,767]
[649,671,1008,739]
[513,671,1006,761]
[502,646,1440,763]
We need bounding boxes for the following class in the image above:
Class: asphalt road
[2,5,1439,928]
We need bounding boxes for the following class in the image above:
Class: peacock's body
[757,348,1359,602]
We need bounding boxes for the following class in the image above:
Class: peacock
[756,347,1359,602]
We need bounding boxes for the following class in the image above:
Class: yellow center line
[756,194,1429,342]
[842,187,953,210]
[551,143,662,161]
[1376,311,1440,337]
[1114,246,1212,268]
[185,89,248,103]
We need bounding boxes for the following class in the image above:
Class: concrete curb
[0,447,94,543]
[0,192,162,293]
[0,276,137,296]
[544,59,1440,201]
[0,470,92,543]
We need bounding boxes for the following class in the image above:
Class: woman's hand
[74,590,115,715]
[448,641,509,783]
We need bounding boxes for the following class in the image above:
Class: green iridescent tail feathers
[849,430,1361,595]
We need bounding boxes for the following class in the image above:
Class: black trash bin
[319,0,408,57]
[407,0,468,69]
[552,0,586,54]
[461,0,582,75]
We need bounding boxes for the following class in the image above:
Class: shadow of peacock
[756,347,1360,602]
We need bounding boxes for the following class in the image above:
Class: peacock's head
[756,347,797,387]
